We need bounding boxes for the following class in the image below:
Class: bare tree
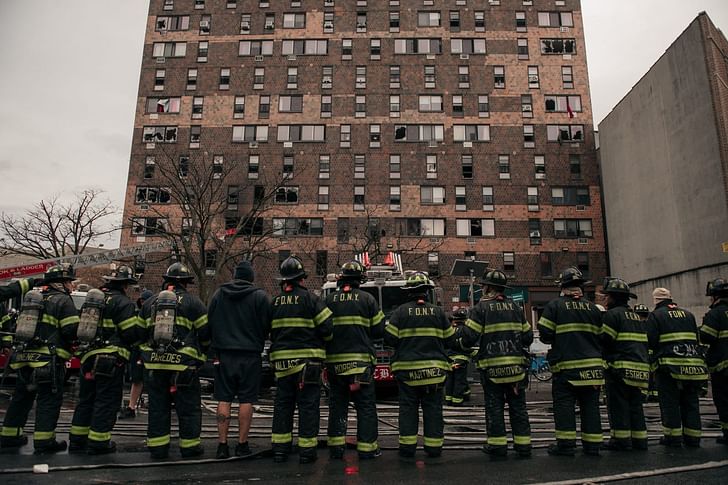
[131,144,301,301]
[0,189,117,259]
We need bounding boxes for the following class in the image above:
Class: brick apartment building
[121,0,607,318]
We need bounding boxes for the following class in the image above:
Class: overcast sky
[0,0,726,248]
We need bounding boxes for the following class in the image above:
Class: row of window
[153,64,575,92]
[142,123,585,145]
[143,152,583,182]
[155,9,574,35]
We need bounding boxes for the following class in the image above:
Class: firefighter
[699,278,728,445]
[538,267,604,456]
[0,266,79,454]
[600,278,649,451]
[68,266,145,454]
[385,272,454,459]
[139,262,210,459]
[445,308,472,407]
[207,260,272,459]
[647,287,708,447]
[634,304,658,401]
[325,261,384,460]
[457,270,533,458]
[269,256,333,464]
[0,278,35,358]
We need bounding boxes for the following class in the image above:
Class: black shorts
[214,351,262,403]
[127,349,144,383]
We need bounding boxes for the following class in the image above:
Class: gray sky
[0,0,726,248]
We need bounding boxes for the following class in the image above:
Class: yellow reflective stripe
[711,360,728,373]
[513,435,531,445]
[700,325,719,338]
[555,323,601,335]
[718,330,728,338]
[616,332,647,342]
[631,430,648,439]
[423,437,444,447]
[193,314,208,330]
[582,433,603,443]
[100,319,116,329]
[721,422,728,431]
[659,332,697,343]
[658,357,706,366]
[610,360,651,371]
[371,311,385,326]
[357,441,378,452]
[483,322,524,334]
[34,431,55,440]
[60,315,80,327]
[333,316,371,327]
[325,353,373,363]
[274,364,306,378]
[399,435,418,445]
[89,430,111,442]
[398,327,453,339]
[465,319,483,333]
[272,317,314,329]
[478,356,525,367]
[538,317,556,331]
[70,425,90,436]
[118,316,141,331]
[555,430,577,440]
[271,433,293,444]
[148,434,171,447]
[269,348,325,360]
[522,323,532,332]
[403,376,447,386]
[553,358,605,371]
[601,325,618,339]
[683,428,702,438]
[663,427,682,437]
[328,436,345,446]
[391,360,450,371]
[385,323,399,337]
[20,279,30,294]
[177,346,206,362]
[487,436,507,446]
[80,347,130,364]
[41,315,59,325]
[314,307,333,326]
[1,427,22,437]
[56,348,71,359]
[180,437,201,448]
[298,437,317,449]
[611,429,630,439]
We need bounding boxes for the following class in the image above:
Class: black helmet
[633,303,650,316]
[401,272,434,291]
[706,278,728,297]
[481,270,510,289]
[452,308,468,320]
[163,262,194,282]
[278,256,307,281]
[602,277,637,299]
[104,265,138,283]
[340,261,365,281]
[44,264,76,283]
[556,267,590,288]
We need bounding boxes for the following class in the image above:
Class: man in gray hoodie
[208,260,272,459]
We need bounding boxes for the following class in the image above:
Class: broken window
[142,126,178,143]
[540,38,576,55]
[146,97,181,114]
[274,187,299,204]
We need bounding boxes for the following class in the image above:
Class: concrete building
[121,0,606,314]
[599,12,728,315]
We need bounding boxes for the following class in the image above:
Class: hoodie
[208,280,272,352]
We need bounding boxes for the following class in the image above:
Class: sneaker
[235,442,251,457]
[34,440,67,455]
[180,444,204,458]
[329,446,345,459]
[273,452,288,463]
[547,444,575,457]
[216,443,230,459]
[358,448,382,460]
[118,407,136,419]
[0,435,28,449]
[87,441,117,455]
[299,453,318,464]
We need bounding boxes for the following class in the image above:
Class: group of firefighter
[0,256,726,463]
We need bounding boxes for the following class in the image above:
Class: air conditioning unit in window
[200,20,210,30]
[241,23,250,31]
[254,55,264,61]
[287,55,297,61]
[560,26,570,33]
[324,21,333,29]
[156,57,166,63]
[140,204,150,210]
[576,205,586,211]
[426,54,436,60]
[249,141,259,148]
[529,230,541,238]
[466,237,476,244]
[324,0,334,6]
[265,23,275,30]
[528,75,539,84]
[428,141,438,147]
[357,22,367,29]
[578,238,588,244]
[459,53,469,60]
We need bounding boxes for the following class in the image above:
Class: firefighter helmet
[705,278,728,297]
[481,270,510,289]
[556,267,590,288]
[633,303,650,316]
[602,277,637,299]
[401,272,434,291]
[277,256,307,281]
[43,264,76,283]
[452,308,468,320]
[104,265,138,283]
[340,261,366,281]
[163,262,194,282]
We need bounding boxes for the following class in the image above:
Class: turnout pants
[605,371,647,448]
[445,364,470,405]
[398,381,444,456]
[481,374,531,453]
[70,355,125,450]
[656,369,702,445]
[712,371,728,440]
[326,369,378,454]
[145,368,202,453]
[271,371,321,458]
[552,373,603,452]
[1,364,65,450]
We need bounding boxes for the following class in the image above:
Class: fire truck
[322,264,442,386]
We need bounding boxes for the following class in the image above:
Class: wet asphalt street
[1,377,727,484]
